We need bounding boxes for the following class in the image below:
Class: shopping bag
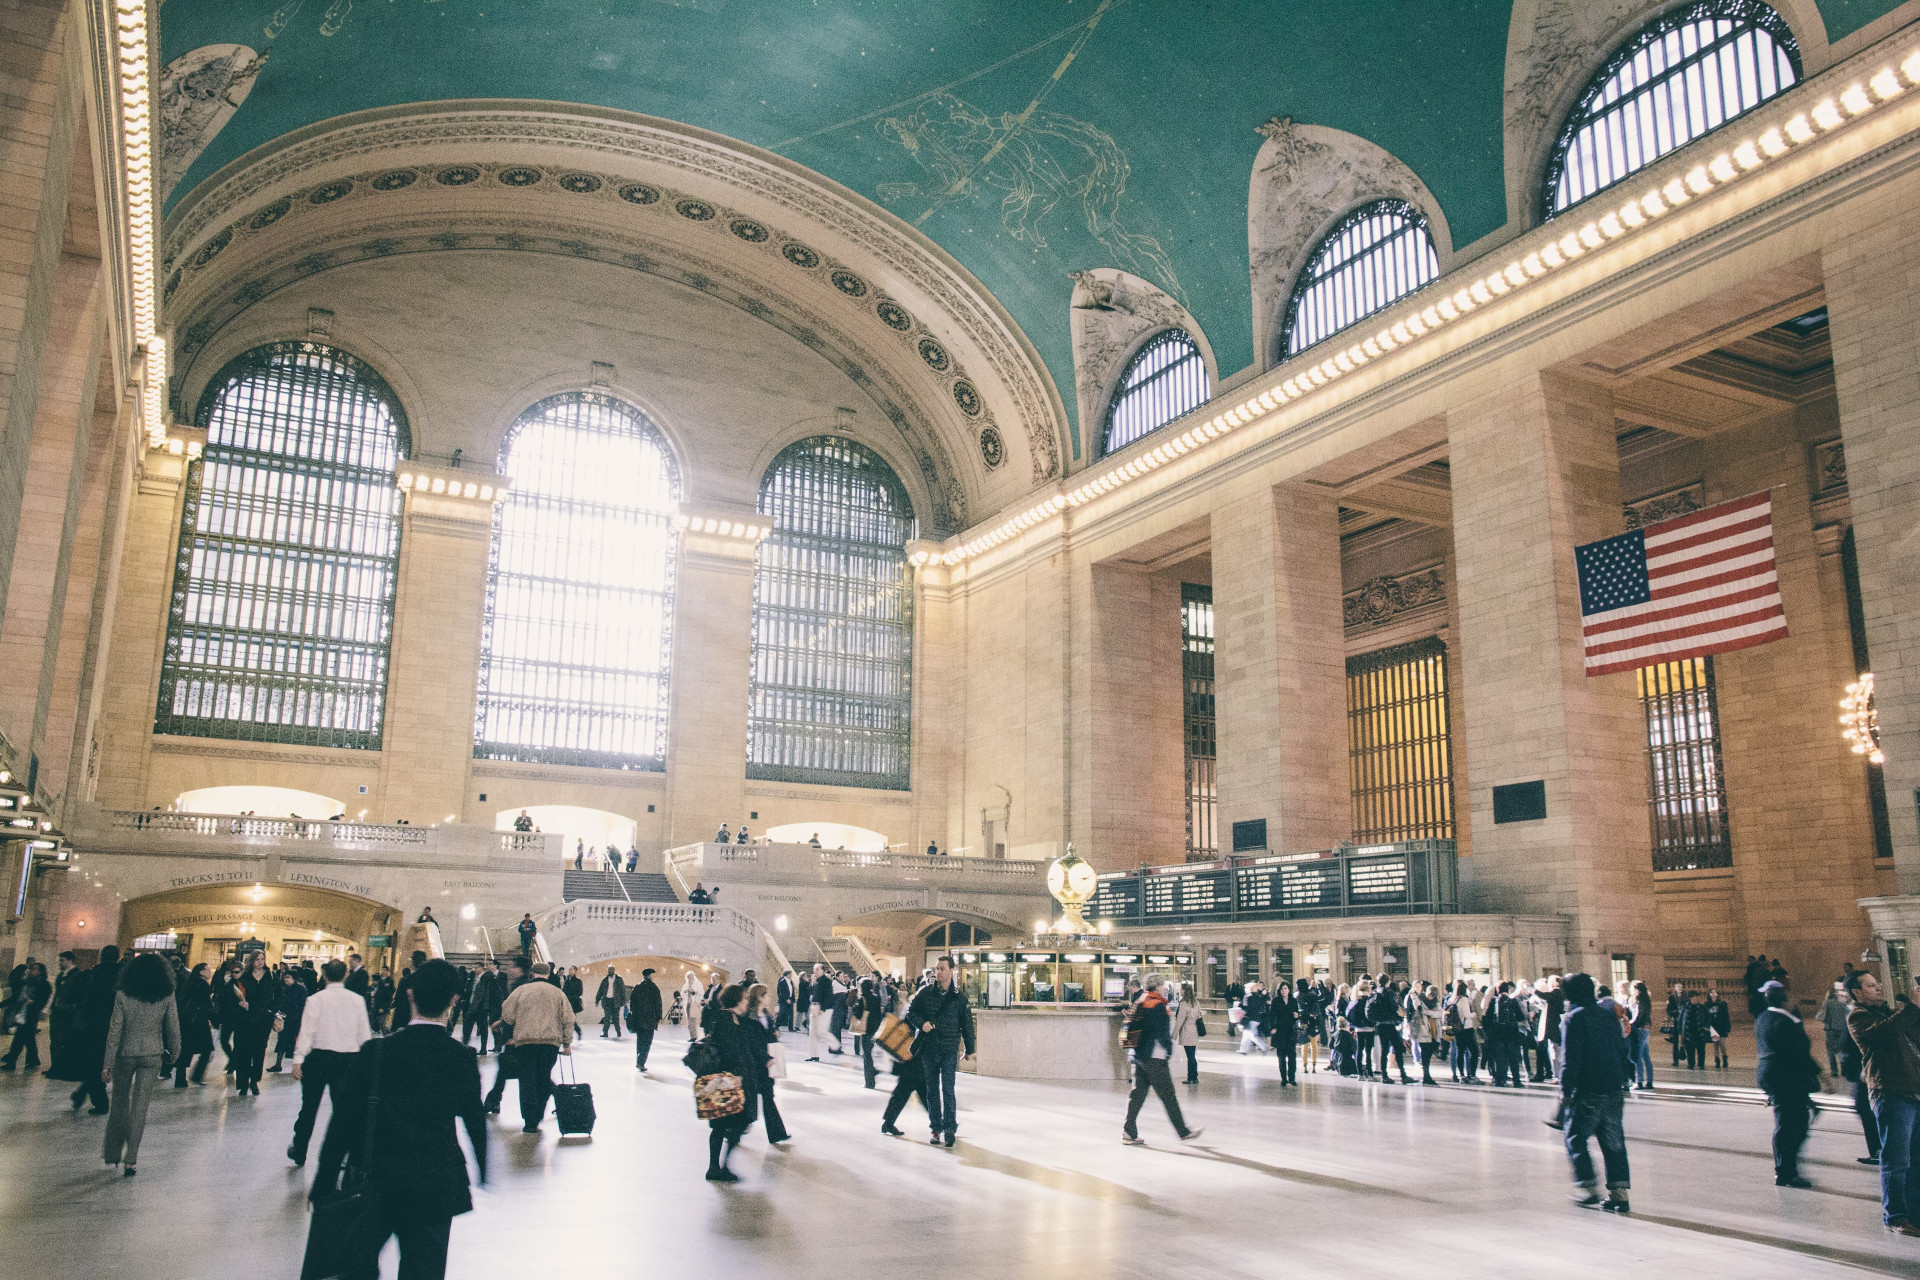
[874,1013,914,1062]
[694,1072,745,1119]
[766,1041,788,1080]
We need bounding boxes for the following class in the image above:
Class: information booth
[953,945,1195,1008]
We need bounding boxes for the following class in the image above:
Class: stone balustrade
[81,808,560,867]
[668,841,1046,889]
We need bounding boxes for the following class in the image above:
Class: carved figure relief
[1344,569,1447,633]
[1247,119,1450,369]
[159,45,266,200]
[1623,483,1705,529]
[1066,268,1213,459]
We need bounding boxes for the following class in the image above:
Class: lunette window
[1545,1,1799,215]
[1101,329,1209,456]
[748,436,915,790]
[155,342,406,749]
[474,392,680,770]
[1281,200,1440,358]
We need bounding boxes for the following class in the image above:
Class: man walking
[516,914,537,962]
[1121,974,1202,1146]
[806,964,834,1062]
[312,959,487,1280]
[595,966,626,1039]
[496,961,572,1133]
[1849,969,1920,1234]
[777,970,797,1032]
[627,968,662,1072]
[68,946,122,1114]
[906,955,975,1147]
[1754,979,1821,1188]
[1560,972,1632,1213]
[287,959,373,1166]
[464,960,503,1052]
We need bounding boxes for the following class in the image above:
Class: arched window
[749,437,915,790]
[156,342,407,748]
[1100,329,1209,456]
[474,392,680,770]
[1545,1,1799,215]
[1281,199,1440,358]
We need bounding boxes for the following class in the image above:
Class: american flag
[1575,490,1786,677]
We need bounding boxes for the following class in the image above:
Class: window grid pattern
[474,392,680,770]
[1101,329,1209,456]
[1182,584,1217,861]
[1346,638,1455,843]
[749,437,915,790]
[1282,200,1440,357]
[1637,656,1733,871]
[156,343,406,749]
[1546,1,1799,214]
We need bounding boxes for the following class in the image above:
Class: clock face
[1067,861,1097,898]
[1046,861,1067,896]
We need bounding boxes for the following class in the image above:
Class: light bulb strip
[932,46,1920,568]
[113,0,166,447]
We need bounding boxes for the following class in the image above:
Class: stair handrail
[661,851,694,902]
[845,933,880,976]
[605,863,632,902]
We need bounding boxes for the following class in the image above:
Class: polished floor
[0,1029,1914,1279]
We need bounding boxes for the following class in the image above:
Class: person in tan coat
[496,961,572,1133]
[102,954,181,1175]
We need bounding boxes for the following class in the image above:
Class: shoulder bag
[301,1040,383,1280]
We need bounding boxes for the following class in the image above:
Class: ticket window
[1206,948,1229,998]
[1342,944,1371,984]
[1304,947,1331,981]
[1057,958,1098,1003]
[1015,961,1059,1004]
[1454,946,1502,988]
[1271,947,1295,990]
[1381,943,1410,983]
[1239,946,1261,986]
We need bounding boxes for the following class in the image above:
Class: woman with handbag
[229,951,278,1096]
[743,984,789,1144]
[699,985,761,1182]
[848,978,882,1088]
[1170,983,1201,1084]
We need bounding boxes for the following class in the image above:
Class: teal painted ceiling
[160,0,1901,455]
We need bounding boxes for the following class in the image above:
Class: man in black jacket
[67,946,121,1113]
[1121,974,1202,1145]
[314,959,487,1280]
[464,961,504,1053]
[628,968,663,1071]
[595,966,626,1039]
[1561,972,1633,1212]
[906,955,975,1147]
[1754,979,1822,1188]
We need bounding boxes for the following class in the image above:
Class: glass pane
[1283,200,1440,356]
[1182,584,1217,859]
[1346,637,1455,842]
[1639,656,1732,870]
[1102,329,1209,455]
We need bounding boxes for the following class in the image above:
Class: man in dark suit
[628,968,663,1072]
[68,946,121,1113]
[314,958,487,1280]
[1755,979,1822,1188]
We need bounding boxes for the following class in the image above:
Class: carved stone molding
[1343,567,1446,632]
[1813,438,1846,497]
[162,103,1069,489]
[1248,120,1452,369]
[1623,482,1705,529]
[159,45,265,201]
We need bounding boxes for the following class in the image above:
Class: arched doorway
[494,805,636,866]
[763,821,888,851]
[174,785,346,820]
[120,883,399,971]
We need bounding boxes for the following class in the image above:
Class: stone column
[1824,173,1920,896]
[1087,562,1184,867]
[1448,371,1656,979]
[375,486,495,824]
[663,521,757,847]
[0,2,81,631]
[1212,481,1348,854]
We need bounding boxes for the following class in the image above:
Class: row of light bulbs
[934,49,1920,568]
[112,0,166,448]
[671,514,771,541]
[396,472,501,501]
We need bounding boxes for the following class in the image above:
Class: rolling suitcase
[552,1053,596,1136]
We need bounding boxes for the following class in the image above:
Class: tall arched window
[156,342,407,748]
[1545,1,1799,215]
[749,437,915,790]
[474,392,680,770]
[1281,200,1440,358]
[1102,329,1209,456]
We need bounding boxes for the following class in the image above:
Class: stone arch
[119,881,400,968]
[1067,269,1218,465]
[1502,0,1830,230]
[1247,121,1454,372]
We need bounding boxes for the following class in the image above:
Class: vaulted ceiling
[159,0,1902,461]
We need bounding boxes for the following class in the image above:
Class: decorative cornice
[162,103,1068,487]
[1623,482,1704,529]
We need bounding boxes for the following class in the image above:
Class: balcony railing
[668,841,1046,890]
[1088,840,1458,925]
[82,809,560,865]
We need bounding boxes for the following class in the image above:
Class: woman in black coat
[743,984,789,1143]
[227,954,278,1096]
[172,964,215,1087]
[1267,984,1300,1085]
[703,985,762,1182]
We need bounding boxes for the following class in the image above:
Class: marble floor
[0,1031,1915,1280]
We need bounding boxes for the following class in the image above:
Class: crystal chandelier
[1841,672,1884,764]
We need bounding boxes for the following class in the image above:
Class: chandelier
[1841,672,1884,765]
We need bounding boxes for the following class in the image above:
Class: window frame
[472,390,683,771]
[1345,636,1455,844]
[1542,0,1801,217]
[1181,583,1217,862]
[154,341,409,750]
[1279,199,1441,359]
[1099,328,1210,457]
[1637,655,1733,871]
[747,435,917,791]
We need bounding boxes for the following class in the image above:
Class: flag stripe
[1577,491,1786,677]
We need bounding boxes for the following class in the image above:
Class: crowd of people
[11,941,1920,1274]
